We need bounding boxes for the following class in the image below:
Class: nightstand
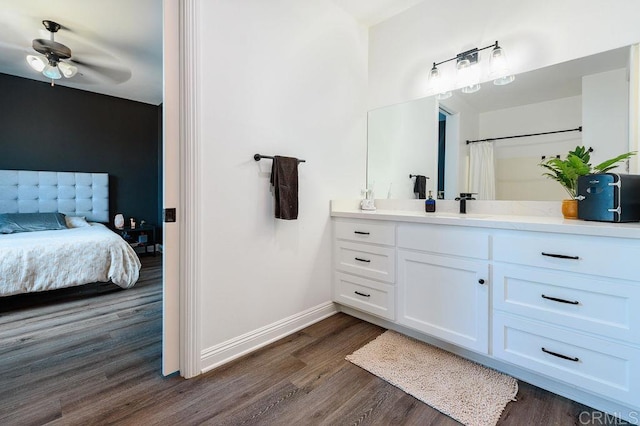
[112,224,157,256]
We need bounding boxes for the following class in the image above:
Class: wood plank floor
[0,256,625,425]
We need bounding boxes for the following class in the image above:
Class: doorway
[437,110,448,199]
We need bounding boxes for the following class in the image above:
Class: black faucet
[455,193,476,214]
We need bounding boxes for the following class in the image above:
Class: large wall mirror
[367,45,637,201]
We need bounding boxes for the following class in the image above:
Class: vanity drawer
[334,218,395,246]
[334,272,395,320]
[334,241,395,283]
[397,223,489,259]
[493,231,640,281]
[493,312,640,407]
[493,265,640,343]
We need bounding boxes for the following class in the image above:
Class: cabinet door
[397,250,489,353]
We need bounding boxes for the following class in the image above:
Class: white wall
[368,0,640,110]
[196,0,367,369]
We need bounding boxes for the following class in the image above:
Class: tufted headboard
[0,170,109,223]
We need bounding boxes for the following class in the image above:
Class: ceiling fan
[26,20,78,85]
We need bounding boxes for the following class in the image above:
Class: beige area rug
[346,330,518,426]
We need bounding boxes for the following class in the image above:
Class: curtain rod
[466,126,582,144]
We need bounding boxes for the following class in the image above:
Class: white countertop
[331,199,640,239]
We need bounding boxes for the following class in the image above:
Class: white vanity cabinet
[492,231,640,408]
[396,223,490,353]
[330,203,640,420]
[333,218,396,320]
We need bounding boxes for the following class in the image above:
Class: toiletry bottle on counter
[425,190,436,213]
[360,188,376,211]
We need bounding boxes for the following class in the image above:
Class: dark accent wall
[0,73,161,228]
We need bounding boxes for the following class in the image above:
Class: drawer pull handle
[478,279,485,285]
[541,347,579,362]
[354,231,371,235]
[355,257,371,263]
[541,294,579,305]
[354,291,371,298]
[541,252,580,260]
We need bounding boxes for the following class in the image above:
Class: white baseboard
[200,301,338,374]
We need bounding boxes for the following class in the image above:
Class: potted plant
[540,146,635,219]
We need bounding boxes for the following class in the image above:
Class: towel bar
[254,154,306,163]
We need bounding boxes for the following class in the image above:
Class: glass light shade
[457,58,480,93]
[428,65,443,92]
[489,45,515,86]
[494,74,515,86]
[428,65,453,100]
[26,55,46,72]
[43,63,62,79]
[58,62,78,78]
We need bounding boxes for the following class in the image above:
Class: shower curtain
[468,141,496,200]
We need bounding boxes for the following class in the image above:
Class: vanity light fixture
[428,40,515,97]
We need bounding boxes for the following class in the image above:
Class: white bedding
[0,223,141,297]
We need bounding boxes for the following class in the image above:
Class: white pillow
[65,216,91,228]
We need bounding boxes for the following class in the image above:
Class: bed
[0,170,141,297]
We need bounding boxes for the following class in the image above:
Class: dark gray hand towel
[270,156,299,220]
[413,175,427,199]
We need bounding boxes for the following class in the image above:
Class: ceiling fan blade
[70,58,131,84]
[0,40,30,53]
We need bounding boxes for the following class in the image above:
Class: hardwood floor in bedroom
[0,256,623,425]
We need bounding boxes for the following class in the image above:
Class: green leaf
[566,154,591,175]
[593,152,636,173]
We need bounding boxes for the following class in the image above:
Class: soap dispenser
[425,190,436,213]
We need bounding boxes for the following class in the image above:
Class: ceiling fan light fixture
[58,62,78,78]
[43,63,62,80]
[26,19,78,83]
[26,55,46,72]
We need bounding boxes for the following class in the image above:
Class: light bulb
[58,62,78,78]
[43,63,62,79]
[26,55,46,72]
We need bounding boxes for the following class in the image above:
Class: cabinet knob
[478,279,485,285]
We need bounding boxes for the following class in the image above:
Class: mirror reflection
[367,45,634,201]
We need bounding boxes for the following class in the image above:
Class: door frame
[162,0,201,378]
